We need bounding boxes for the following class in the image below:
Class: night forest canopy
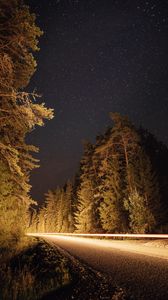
[1,1,168,247]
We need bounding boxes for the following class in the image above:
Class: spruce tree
[75,142,99,232]
[99,155,127,232]
[75,178,96,232]
[28,209,38,233]
[38,207,47,233]
[63,180,74,232]
[124,147,161,233]
[124,190,155,233]
[55,188,65,232]
[138,128,168,227]
[45,190,58,232]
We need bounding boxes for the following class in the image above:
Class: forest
[29,113,168,235]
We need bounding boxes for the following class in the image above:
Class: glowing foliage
[124,190,156,233]
[99,156,127,232]
[75,179,95,232]
[74,113,162,233]
[33,182,75,233]
[30,113,167,235]
[0,0,53,244]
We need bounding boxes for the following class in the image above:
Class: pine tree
[0,0,53,244]
[110,112,140,194]
[0,0,42,90]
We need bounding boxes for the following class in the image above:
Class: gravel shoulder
[41,240,127,300]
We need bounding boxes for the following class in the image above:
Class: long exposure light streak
[27,232,168,239]
[27,232,168,260]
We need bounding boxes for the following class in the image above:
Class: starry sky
[26,0,168,203]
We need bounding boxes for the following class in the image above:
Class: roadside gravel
[41,242,127,300]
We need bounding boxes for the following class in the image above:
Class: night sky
[26,0,168,203]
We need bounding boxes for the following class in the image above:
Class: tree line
[30,113,168,234]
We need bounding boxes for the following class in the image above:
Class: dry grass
[0,237,71,300]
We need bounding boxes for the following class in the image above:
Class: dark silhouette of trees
[138,128,168,227]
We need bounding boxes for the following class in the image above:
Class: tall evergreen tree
[124,190,156,233]
[38,207,47,233]
[75,142,99,232]
[109,112,141,194]
[75,178,96,232]
[52,187,62,232]
[45,190,58,232]
[138,128,168,226]
[99,155,127,232]
[0,0,53,243]
[124,147,161,232]
[125,148,161,232]
[28,208,38,233]
[63,180,74,232]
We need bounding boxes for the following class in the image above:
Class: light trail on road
[27,232,168,260]
[27,233,168,260]
[27,232,168,239]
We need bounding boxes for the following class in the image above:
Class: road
[34,234,168,299]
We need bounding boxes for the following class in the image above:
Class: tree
[44,182,75,233]
[27,208,38,233]
[75,142,100,232]
[0,0,53,244]
[138,128,168,226]
[124,147,161,233]
[124,190,156,233]
[45,190,58,232]
[75,178,96,232]
[38,207,47,233]
[99,155,127,232]
[109,112,141,194]
[55,188,66,232]
[0,0,42,90]
[63,180,74,232]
